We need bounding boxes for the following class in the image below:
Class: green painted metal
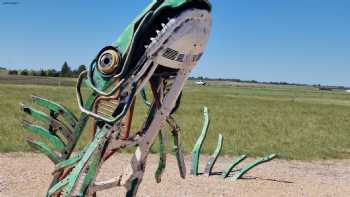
[221,155,247,179]
[126,177,139,197]
[232,154,277,180]
[46,95,96,195]
[47,176,69,196]
[23,122,65,152]
[54,151,84,172]
[155,129,167,183]
[204,134,223,176]
[90,0,211,92]
[50,125,111,196]
[32,96,78,127]
[171,126,186,179]
[140,88,152,107]
[78,151,102,195]
[26,140,61,164]
[190,106,210,176]
[21,104,74,141]
[21,103,52,123]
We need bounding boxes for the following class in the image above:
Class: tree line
[7,62,86,78]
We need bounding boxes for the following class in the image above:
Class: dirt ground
[1,153,350,197]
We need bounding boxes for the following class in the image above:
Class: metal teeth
[156,30,160,34]
[150,37,156,42]
[144,45,149,49]
[161,23,166,28]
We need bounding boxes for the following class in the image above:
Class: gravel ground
[1,153,350,197]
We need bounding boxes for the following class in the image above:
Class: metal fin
[21,103,74,141]
[27,139,61,164]
[23,121,65,152]
[32,96,78,128]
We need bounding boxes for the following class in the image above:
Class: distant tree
[39,69,47,77]
[20,69,29,76]
[77,65,86,75]
[72,64,87,77]
[0,67,6,70]
[8,70,18,75]
[47,69,59,77]
[60,62,72,77]
[30,70,39,76]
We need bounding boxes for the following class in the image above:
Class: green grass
[1,82,350,160]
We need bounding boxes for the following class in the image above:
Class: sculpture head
[76,0,212,125]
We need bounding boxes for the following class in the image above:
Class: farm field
[1,78,350,160]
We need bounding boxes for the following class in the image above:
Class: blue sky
[0,0,349,86]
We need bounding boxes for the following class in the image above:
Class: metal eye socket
[97,49,120,74]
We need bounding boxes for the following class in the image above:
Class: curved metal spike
[32,96,78,128]
[204,134,223,176]
[27,139,61,164]
[23,121,65,152]
[21,104,74,141]
[221,155,247,179]
[232,154,277,180]
[54,151,84,173]
[191,106,210,176]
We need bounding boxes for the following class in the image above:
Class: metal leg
[155,129,167,183]
[167,116,186,179]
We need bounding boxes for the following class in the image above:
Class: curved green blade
[63,125,112,196]
[232,154,277,180]
[47,176,69,196]
[155,129,166,183]
[204,134,223,176]
[32,96,78,128]
[221,155,247,179]
[27,139,61,164]
[23,122,65,152]
[191,106,210,176]
[140,88,152,107]
[21,104,74,141]
[54,151,84,172]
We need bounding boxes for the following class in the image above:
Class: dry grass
[1,80,350,160]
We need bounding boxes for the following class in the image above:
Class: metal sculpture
[232,154,277,180]
[190,106,210,175]
[20,1,212,196]
[221,155,247,179]
[189,106,276,180]
[204,133,223,176]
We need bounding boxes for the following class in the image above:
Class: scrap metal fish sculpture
[20,0,212,196]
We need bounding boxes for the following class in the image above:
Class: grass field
[1,77,350,160]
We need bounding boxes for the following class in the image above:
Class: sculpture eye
[97,48,120,74]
